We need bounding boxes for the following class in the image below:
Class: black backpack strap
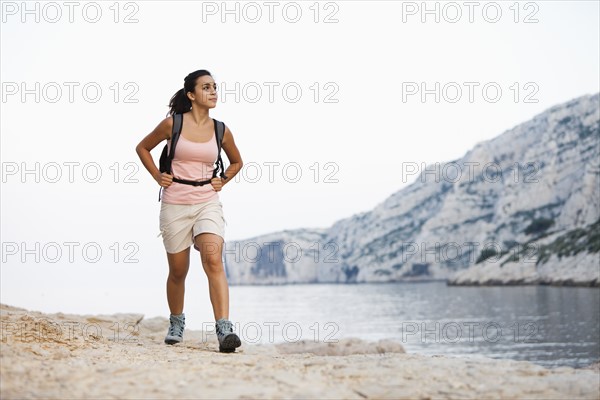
[172,176,212,186]
[168,113,184,172]
[158,113,184,201]
[214,119,228,180]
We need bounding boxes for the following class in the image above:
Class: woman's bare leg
[166,247,191,315]
[194,233,229,320]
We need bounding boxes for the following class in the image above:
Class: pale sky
[1,0,599,315]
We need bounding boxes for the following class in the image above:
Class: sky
[1,0,599,317]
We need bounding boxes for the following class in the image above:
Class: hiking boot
[215,318,241,353]
[164,313,185,345]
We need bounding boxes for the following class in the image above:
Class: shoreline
[228,279,600,288]
[446,279,600,287]
[1,304,599,399]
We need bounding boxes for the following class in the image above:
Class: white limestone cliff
[224,94,600,286]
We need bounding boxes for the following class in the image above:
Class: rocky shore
[1,304,599,399]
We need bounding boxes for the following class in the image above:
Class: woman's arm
[213,125,243,190]
[135,117,173,187]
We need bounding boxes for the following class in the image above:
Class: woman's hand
[154,172,173,188]
[211,177,224,192]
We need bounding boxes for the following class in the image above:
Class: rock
[276,337,405,356]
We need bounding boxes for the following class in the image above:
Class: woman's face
[188,75,218,109]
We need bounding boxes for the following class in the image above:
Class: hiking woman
[135,69,243,353]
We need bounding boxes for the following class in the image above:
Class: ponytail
[167,69,213,116]
[167,88,191,116]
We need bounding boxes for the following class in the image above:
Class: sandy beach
[1,303,598,399]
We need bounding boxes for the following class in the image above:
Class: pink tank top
[161,128,219,205]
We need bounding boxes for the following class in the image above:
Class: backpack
[158,113,227,201]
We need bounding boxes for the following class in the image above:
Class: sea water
[229,281,599,369]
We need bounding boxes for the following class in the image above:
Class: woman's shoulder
[156,115,175,140]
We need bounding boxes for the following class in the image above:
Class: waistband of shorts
[161,198,221,207]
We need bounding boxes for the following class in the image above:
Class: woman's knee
[167,250,190,282]
[168,267,188,282]
[202,256,224,275]
[194,234,224,275]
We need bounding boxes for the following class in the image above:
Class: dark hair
[167,69,213,116]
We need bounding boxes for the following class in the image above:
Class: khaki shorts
[159,199,226,254]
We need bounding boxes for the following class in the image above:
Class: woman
[135,69,243,353]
